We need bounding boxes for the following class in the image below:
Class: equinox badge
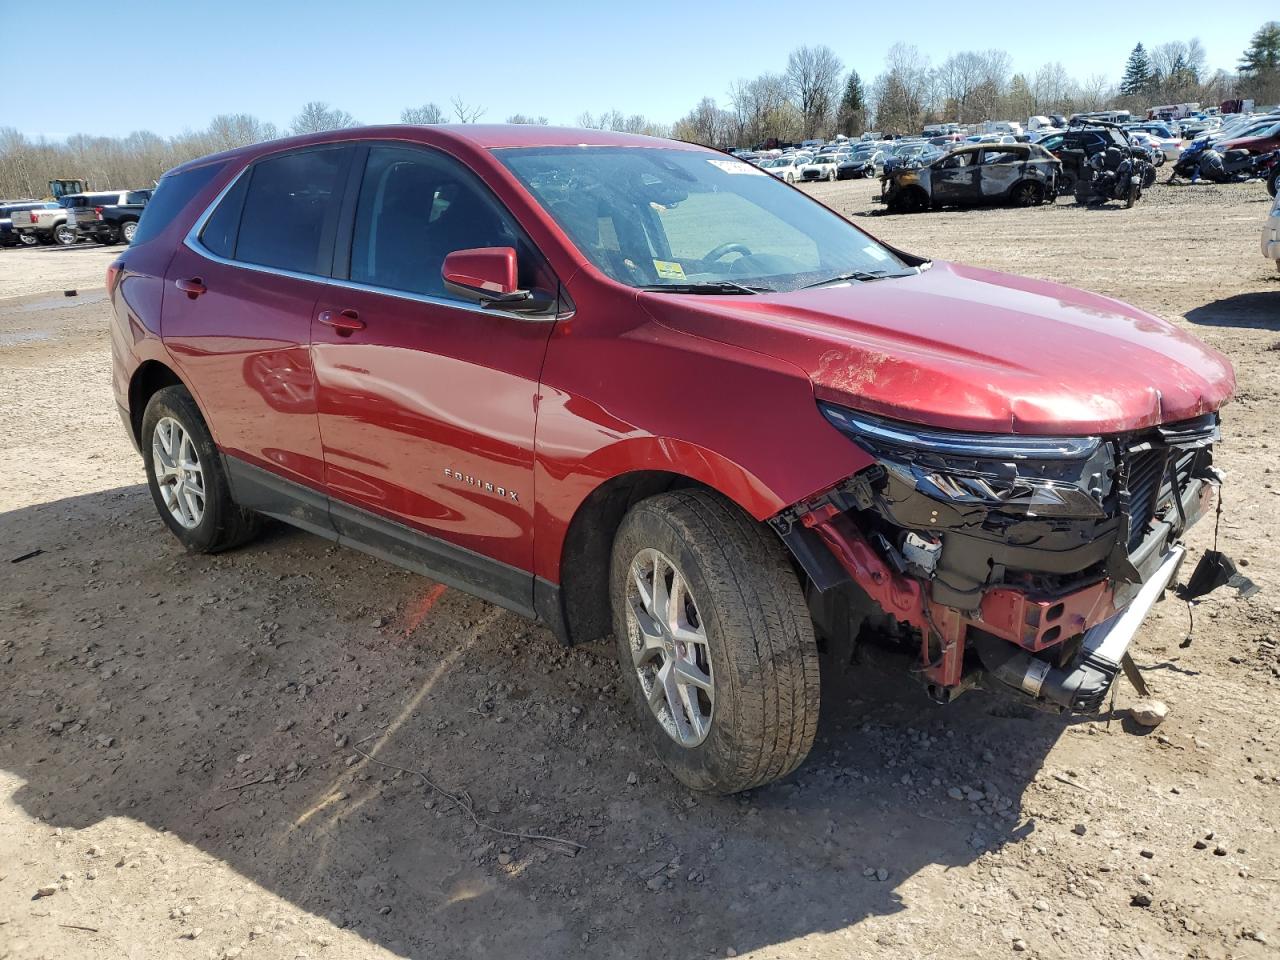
[444,467,519,502]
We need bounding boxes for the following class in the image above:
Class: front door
[929,153,980,205]
[311,144,559,602]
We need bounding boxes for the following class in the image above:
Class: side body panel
[161,241,329,489]
[311,286,551,572]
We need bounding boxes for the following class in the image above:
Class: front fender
[531,313,872,581]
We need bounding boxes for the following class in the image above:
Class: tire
[1269,170,1278,198]
[54,224,76,246]
[610,490,820,794]
[1141,166,1157,189]
[17,232,38,247]
[121,220,138,243]
[141,385,261,553]
[1010,181,1044,207]
[99,232,119,246]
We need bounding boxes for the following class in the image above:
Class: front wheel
[611,490,820,794]
[142,385,261,553]
[17,232,38,247]
[54,224,76,246]
[121,220,138,243]
[1269,170,1279,198]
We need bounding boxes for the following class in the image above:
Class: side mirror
[442,246,520,302]
[441,247,557,316]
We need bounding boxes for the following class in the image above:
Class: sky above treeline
[0,0,1263,139]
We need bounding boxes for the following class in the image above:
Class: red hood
[641,261,1235,435]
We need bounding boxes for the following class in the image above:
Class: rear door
[311,143,558,597]
[161,144,353,535]
[978,148,1029,198]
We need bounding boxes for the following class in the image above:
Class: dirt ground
[1,179,1278,960]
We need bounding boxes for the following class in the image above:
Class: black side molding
[222,454,538,621]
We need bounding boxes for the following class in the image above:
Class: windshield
[499,146,909,292]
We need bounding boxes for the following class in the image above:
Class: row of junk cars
[0,181,153,249]
[736,108,1280,213]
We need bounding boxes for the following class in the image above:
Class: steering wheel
[703,242,753,262]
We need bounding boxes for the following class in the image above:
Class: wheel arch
[541,438,806,647]
[127,359,190,447]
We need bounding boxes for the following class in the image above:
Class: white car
[798,155,840,182]
[764,155,811,183]
[1264,190,1280,274]
[1126,124,1183,160]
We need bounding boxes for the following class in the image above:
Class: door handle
[175,277,206,299]
[318,308,365,335]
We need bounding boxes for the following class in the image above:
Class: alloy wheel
[625,548,714,747]
[54,225,76,246]
[122,221,137,243]
[152,416,205,528]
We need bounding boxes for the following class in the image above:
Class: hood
[641,261,1235,435]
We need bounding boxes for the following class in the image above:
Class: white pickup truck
[11,200,76,246]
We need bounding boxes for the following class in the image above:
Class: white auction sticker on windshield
[863,245,890,261]
[707,159,766,176]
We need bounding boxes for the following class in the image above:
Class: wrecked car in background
[1051,122,1155,204]
[879,143,1060,212]
[109,125,1235,795]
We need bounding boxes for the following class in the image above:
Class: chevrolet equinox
[109,125,1235,793]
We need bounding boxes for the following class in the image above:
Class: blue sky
[0,1,1264,139]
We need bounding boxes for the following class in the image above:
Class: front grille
[1123,447,1199,552]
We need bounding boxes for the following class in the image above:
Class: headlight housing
[819,403,1113,518]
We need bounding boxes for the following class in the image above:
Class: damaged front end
[771,405,1222,712]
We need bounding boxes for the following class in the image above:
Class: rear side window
[235,147,348,275]
[125,190,151,205]
[131,162,224,247]
[199,173,249,259]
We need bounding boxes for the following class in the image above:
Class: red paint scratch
[403,583,448,637]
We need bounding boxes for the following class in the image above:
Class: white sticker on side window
[707,159,766,176]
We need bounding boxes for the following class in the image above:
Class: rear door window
[234,146,351,276]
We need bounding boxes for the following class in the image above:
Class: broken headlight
[819,403,1113,518]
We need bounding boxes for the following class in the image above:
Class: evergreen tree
[1239,21,1280,77]
[836,70,866,136]
[1120,43,1154,96]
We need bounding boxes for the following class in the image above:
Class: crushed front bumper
[772,415,1220,711]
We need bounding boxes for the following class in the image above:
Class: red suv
[110,125,1234,793]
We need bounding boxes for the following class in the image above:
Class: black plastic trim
[223,454,536,620]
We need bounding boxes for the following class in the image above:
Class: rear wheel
[141,386,261,553]
[121,220,138,243]
[1269,170,1279,198]
[611,490,820,794]
[53,224,76,246]
[1010,180,1044,206]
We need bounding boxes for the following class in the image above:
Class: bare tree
[401,103,445,124]
[871,44,931,134]
[450,97,486,123]
[785,45,844,138]
[506,114,550,125]
[672,97,733,147]
[289,102,359,135]
[729,73,794,146]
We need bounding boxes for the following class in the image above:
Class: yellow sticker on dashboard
[653,260,687,280]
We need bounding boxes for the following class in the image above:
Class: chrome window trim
[182,161,550,321]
